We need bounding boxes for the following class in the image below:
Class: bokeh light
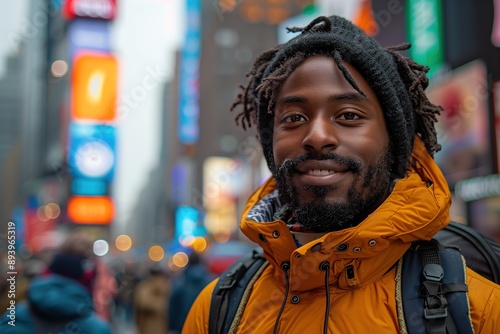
[44,203,61,219]
[192,237,208,252]
[51,60,68,77]
[172,251,189,268]
[36,206,49,222]
[179,235,195,247]
[148,245,165,262]
[93,239,109,256]
[115,234,132,251]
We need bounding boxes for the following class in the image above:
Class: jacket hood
[28,274,94,318]
[240,137,451,292]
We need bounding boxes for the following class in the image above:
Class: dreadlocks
[231,15,443,177]
[386,43,442,154]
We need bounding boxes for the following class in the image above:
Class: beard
[273,149,393,233]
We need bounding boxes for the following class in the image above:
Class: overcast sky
[0,1,29,77]
[112,0,183,233]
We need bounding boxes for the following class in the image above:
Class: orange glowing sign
[68,195,114,224]
[72,53,117,121]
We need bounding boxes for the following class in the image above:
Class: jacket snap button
[336,243,349,252]
[291,295,300,304]
[272,230,280,238]
[258,234,267,242]
[353,247,361,253]
[368,239,376,246]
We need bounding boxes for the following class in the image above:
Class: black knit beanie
[255,15,416,178]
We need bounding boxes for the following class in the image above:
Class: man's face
[272,55,392,232]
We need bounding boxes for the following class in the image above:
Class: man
[182,15,500,333]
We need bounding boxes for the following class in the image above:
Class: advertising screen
[63,0,118,21]
[71,53,118,121]
[427,60,493,189]
[178,0,200,144]
[67,122,116,182]
[68,18,111,59]
[67,195,114,224]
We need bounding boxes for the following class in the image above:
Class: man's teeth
[307,169,335,176]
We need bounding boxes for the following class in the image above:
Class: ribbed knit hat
[255,15,416,178]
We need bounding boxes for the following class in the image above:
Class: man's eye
[283,114,306,123]
[339,112,359,121]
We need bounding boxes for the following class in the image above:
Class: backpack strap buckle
[424,301,448,320]
[421,263,448,333]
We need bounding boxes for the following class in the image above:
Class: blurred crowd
[0,233,216,334]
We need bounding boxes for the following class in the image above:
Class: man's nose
[302,116,339,153]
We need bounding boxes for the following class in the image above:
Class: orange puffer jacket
[183,138,500,333]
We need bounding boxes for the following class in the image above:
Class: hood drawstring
[272,261,331,333]
[273,261,290,334]
[320,261,331,334]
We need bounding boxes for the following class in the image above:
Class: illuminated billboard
[178,0,200,144]
[68,195,114,224]
[67,122,116,181]
[203,157,251,240]
[71,178,108,196]
[71,53,118,121]
[24,196,58,252]
[68,18,111,59]
[405,0,444,76]
[174,205,206,241]
[63,0,118,21]
[427,60,493,189]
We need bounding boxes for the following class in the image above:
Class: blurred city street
[1,0,500,332]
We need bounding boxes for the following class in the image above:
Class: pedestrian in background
[113,257,140,326]
[168,252,213,334]
[133,265,170,334]
[0,232,113,333]
[93,257,118,322]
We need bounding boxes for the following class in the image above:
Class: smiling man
[273,56,391,233]
[182,15,500,334]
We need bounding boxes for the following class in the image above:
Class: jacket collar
[240,137,451,292]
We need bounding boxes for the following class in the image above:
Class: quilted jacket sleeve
[466,268,500,333]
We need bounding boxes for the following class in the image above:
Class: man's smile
[294,159,353,188]
[305,169,338,176]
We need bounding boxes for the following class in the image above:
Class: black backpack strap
[209,248,267,334]
[400,239,473,334]
[435,221,500,283]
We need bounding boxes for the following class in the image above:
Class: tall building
[0,0,64,253]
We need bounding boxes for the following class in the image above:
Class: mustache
[276,153,363,177]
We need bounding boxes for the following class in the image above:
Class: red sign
[63,0,118,21]
[24,209,57,253]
